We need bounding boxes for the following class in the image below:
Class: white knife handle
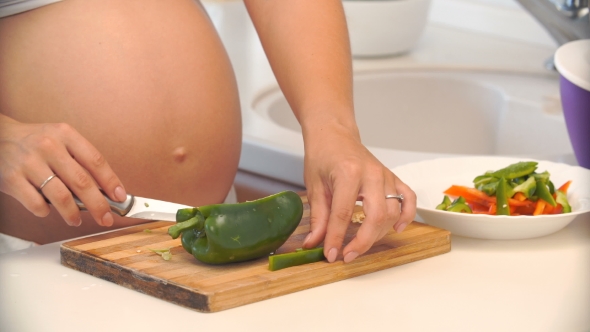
[73,191,135,216]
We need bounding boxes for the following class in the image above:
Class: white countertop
[2,215,589,331]
[2,1,589,331]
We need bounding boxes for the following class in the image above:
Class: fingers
[305,166,416,265]
[0,148,84,226]
[322,178,360,263]
[342,168,400,263]
[0,121,124,227]
[1,168,51,219]
[39,125,118,227]
[36,171,82,226]
[392,176,417,234]
[302,186,331,249]
[59,124,127,203]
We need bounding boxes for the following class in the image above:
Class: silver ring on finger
[385,194,404,203]
[39,174,58,191]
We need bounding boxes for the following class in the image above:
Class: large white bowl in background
[391,156,590,240]
[343,0,432,57]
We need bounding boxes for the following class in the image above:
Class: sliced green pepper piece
[473,173,496,187]
[268,247,326,271]
[436,195,452,210]
[148,248,172,260]
[548,180,555,195]
[444,196,472,213]
[512,176,536,198]
[555,190,571,213]
[496,177,510,215]
[170,191,303,265]
[535,179,557,207]
[492,161,538,180]
[453,196,466,205]
[446,203,472,213]
[510,176,527,186]
[533,171,551,184]
[478,180,499,196]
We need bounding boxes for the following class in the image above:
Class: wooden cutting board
[61,194,451,312]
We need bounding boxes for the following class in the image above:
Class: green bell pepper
[491,161,538,180]
[535,179,557,207]
[168,191,304,265]
[446,196,472,213]
[512,176,536,198]
[436,195,452,210]
[473,172,495,187]
[436,196,473,213]
[532,171,550,183]
[555,190,571,213]
[447,202,472,213]
[478,180,499,196]
[496,177,511,215]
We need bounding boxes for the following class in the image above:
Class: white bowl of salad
[391,156,590,240]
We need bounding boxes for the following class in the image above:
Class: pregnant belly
[0,0,242,243]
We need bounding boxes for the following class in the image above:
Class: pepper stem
[168,212,205,239]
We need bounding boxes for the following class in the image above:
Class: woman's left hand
[301,122,416,263]
[244,0,416,263]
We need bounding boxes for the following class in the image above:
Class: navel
[172,147,187,163]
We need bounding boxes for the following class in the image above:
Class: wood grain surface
[61,195,451,312]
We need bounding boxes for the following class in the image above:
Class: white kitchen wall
[428,0,556,48]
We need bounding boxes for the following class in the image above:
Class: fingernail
[114,186,127,202]
[344,251,358,263]
[102,212,114,227]
[327,248,338,263]
[396,222,408,233]
[303,232,312,247]
[67,218,82,227]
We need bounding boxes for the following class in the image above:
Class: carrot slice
[509,205,517,215]
[514,203,536,215]
[444,186,494,206]
[488,203,497,215]
[533,200,547,216]
[558,181,572,194]
[543,202,554,214]
[508,198,535,207]
[513,192,527,202]
[471,202,490,213]
[552,204,564,214]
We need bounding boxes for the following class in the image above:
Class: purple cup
[555,39,590,169]
[560,75,590,169]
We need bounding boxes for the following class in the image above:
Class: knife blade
[71,192,192,221]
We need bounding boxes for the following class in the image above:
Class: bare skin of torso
[0,0,242,244]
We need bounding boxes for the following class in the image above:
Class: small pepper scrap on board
[436,161,572,216]
[268,247,326,271]
[168,191,303,265]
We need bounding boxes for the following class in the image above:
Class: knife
[70,192,192,221]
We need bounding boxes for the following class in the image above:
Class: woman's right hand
[0,114,126,227]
